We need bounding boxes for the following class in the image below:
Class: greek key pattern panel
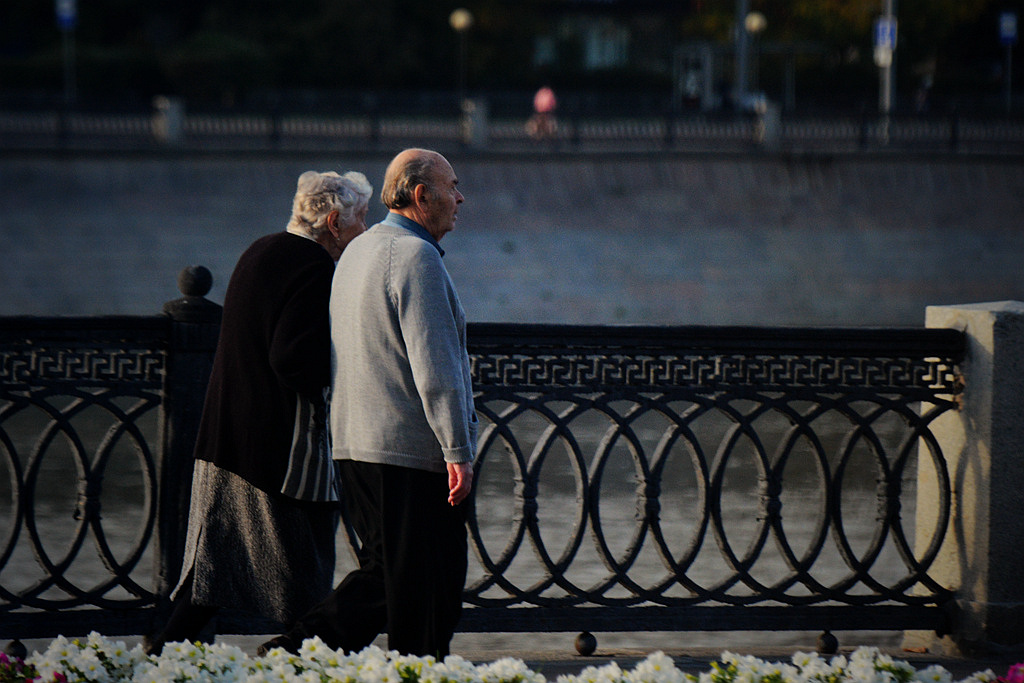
[0,345,166,388]
[470,351,960,394]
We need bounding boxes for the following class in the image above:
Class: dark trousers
[285,460,468,658]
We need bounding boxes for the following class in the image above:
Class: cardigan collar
[380,212,444,257]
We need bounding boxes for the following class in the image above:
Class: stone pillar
[460,97,489,149]
[904,301,1024,655]
[152,95,185,145]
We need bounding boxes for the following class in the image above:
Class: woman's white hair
[287,170,373,238]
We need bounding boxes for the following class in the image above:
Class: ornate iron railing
[0,317,169,634]
[0,283,965,646]
[0,274,222,639]
[455,325,964,643]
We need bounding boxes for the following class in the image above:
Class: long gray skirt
[173,459,338,626]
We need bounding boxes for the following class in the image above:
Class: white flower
[628,651,685,683]
[432,653,481,683]
[561,661,628,683]
[914,665,952,683]
[957,671,998,683]
[479,656,546,683]
[16,633,1017,683]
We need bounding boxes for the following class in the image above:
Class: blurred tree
[161,31,273,104]
[467,0,545,88]
[0,0,1017,111]
[681,0,993,109]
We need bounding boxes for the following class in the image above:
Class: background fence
[2,103,1023,154]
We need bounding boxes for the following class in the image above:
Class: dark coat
[193,231,333,495]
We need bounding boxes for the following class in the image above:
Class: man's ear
[413,184,429,205]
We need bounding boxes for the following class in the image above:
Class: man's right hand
[447,461,474,506]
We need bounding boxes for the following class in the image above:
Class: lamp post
[873,0,898,143]
[734,0,750,107]
[1001,12,1018,113]
[449,8,473,111]
[55,0,77,105]
[745,11,767,96]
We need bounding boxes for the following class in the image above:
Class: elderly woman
[145,170,373,654]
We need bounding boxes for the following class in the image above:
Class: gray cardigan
[328,218,477,473]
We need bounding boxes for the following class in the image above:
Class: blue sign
[55,0,76,30]
[1000,12,1018,46]
[874,17,897,50]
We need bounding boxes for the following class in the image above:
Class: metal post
[734,0,750,108]
[56,0,77,105]
[785,53,796,111]
[878,0,896,144]
[702,44,716,112]
[1001,13,1019,113]
[62,28,76,105]
[1006,43,1014,114]
[879,11,891,114]
[746,12,766,97]
[457,32,467,109]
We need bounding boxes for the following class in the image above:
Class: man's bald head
[381,148,445,210]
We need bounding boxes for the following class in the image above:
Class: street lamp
[449,8,473,110]
[745,11,767,95]
[744,11,767,34]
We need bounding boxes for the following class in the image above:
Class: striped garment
[281,393,339,502]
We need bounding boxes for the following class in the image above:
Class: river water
[2,155,1023,324]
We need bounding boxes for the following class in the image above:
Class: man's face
[422,157,464,242]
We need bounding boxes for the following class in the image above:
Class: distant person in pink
[528,85,557,140]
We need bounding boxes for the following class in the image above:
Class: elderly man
[259,149,477,659]
[145,170,372,654]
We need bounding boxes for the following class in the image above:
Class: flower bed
[1,634,1019,683]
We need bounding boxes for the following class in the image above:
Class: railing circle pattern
[464,388,954,610]
[1,386,160,610]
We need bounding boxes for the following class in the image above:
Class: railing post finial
[164,265,220,323]
[177,264,213,298]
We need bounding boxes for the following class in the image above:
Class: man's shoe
[256,635,298,657]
